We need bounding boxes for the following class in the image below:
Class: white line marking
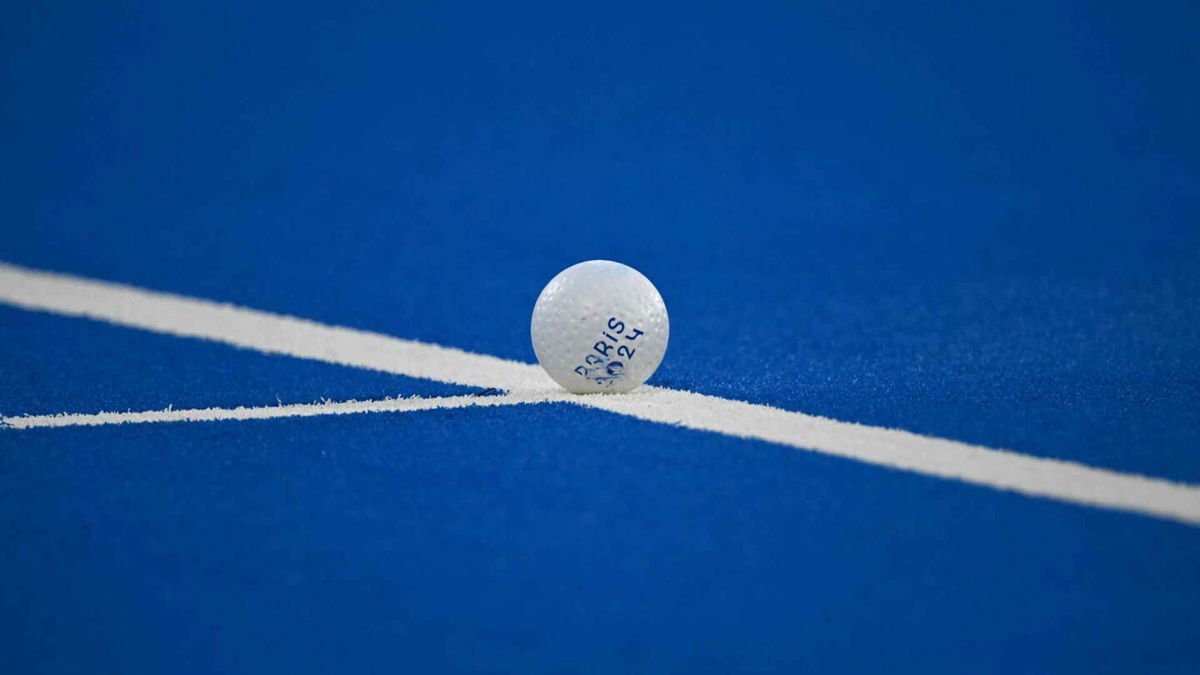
[0,263,551,392]
[590,390,1200,526]
[2,261,1199,526]
[1,392,560,429]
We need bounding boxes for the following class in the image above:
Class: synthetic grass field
[3,2,1199,673]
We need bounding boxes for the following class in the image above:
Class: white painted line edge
[1,391,563,430]
[2,261,1199,526]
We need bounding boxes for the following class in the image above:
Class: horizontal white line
[2,261,1199,526]
[1,392,563,430]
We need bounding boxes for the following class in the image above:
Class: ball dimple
[531,260,669,394]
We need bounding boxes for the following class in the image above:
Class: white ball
[531,260,669,394]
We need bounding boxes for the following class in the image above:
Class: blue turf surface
[2,1,1199,672]
[0,305,479,417]
[5,408,1199,674]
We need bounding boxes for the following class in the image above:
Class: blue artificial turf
[3,404,1198,674]
[2,1,1198,672]
[0,304,478,418]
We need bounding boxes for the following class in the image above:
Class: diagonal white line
[2,261,1199,526]
[0,263,550,392]
[591,390,1200,526]
[1,392,564,430]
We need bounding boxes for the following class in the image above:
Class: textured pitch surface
[2,2,1199,673]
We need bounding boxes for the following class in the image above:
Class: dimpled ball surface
[531,260,669,394]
